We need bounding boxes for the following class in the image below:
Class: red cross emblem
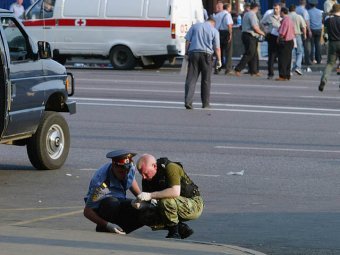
[75,19,86,26]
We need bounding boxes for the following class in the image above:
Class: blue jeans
[292,35,304,70]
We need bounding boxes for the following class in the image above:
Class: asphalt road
[1,68,340,255]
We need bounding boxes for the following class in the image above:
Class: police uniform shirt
[308,7,323,30]
[214,10,234,31]
[242,11,259,35]
[84,163,136,209]
[185,21,220,55]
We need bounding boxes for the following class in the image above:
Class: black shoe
[319,81,325,92]
[178,222,194,239]
[185,104,193,110]
[267,75,273,80]
[202,104,211,109]
[214,69,219,75]
[96,225,110,233]
[166,225,181,239]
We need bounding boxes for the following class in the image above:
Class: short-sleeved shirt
[296,6,310,23]
[324,15,340,41]
[242,11,259,36]
[84,163,136,209]
[289,11,306,35]
[214,10,233,31]
[185,21,220,55]
[308,7,323,30]
[142,162,190,193]
[279,15,296,41]
[261,12,281,36]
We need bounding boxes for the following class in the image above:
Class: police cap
[106,149,137,165]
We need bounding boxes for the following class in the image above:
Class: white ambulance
[23,0,204,69]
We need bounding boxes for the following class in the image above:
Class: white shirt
[9,3,25,19]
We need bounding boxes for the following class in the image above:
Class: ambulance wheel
[142,56,166,69]
[110,46,137,70]
[27,111,70,170]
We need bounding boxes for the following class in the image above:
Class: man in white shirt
[9,0,25,19]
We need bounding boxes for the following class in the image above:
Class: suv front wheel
[27,111,70,170]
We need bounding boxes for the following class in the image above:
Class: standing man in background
[9,0,25,19]
[276,7,295,81]
[184,17,221,110]
[261,3,282,79]
[289,4,307,76]
[308,2,323,64]
[297,0,312,71]
[234,2,265,77]
[214,3,234,75]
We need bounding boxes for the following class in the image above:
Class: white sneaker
[295,69,303,75]
[306,67,312,73]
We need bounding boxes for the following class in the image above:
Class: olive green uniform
[142,160,204,226]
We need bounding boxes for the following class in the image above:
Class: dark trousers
[235,32,259,74]
[97,197,144,234]
[185,52,213,107]
[310,29,322,64]
[267,34,279,77]
[278,40,294,79]
[303,37,312,65]
[222,31,233,72]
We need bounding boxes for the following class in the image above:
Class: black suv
[0,9,75,170]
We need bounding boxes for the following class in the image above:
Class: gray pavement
[1,68,340,254]
[0,225,266,255]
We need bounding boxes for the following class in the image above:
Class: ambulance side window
[26,0,43,20]
[1,17,33,62]
[26,0,55,20]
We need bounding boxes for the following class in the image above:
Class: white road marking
[0,206,83,212]
[215,146,340,154]
[188,173,220,177]
[76,78,308,89]
[79,168,96,171]
[76,87,231,95]
[300,96,340,99]
[74,97,340,116]
[74,97,340,112]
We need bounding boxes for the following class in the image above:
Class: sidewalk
[0,225,266,255]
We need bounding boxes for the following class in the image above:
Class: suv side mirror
[37,41,51,59]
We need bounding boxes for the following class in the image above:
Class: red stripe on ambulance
[23,19,171,28]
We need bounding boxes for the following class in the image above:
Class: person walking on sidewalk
[260,3,282,79]
[308,2,323,64]
[319,4,340,92]
[234,2,265,77]
[184,17,221,110]
[289,4,307,76]
[276,7,295,81]
[135,154,203,239]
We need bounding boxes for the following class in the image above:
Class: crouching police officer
[134,154,204,239]
[83,149,144,234]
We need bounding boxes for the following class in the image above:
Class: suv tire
[27,111,70,170]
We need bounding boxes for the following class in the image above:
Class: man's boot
[178,222,194,239]
[166,224,181,239]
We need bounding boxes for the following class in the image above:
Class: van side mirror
[37,41,51,59]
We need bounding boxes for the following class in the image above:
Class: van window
[147,0,169,19]
[26,0,56,20]
[1,17,33,62]
[64,0,100,17]
[106,0,144,18]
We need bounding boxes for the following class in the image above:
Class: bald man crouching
[134,154,204,239]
